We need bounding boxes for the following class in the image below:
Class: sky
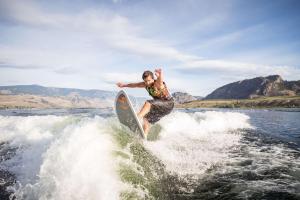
[0,0,300,97]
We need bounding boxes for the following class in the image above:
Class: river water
[0,108,299,199]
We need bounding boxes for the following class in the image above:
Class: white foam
[145,111,252,176]
[0,111,257,198]
[0,115,123,200]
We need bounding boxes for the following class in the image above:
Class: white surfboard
[115,90,145,139]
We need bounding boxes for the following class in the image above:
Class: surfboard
[115,90,145,139]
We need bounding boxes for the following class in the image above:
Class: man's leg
[143,118,150,135]
[137,101,151,118]
[137,101,152,136]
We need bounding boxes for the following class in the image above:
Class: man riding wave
[116,68,174,136]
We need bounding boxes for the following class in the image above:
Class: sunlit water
[0,108,299,199]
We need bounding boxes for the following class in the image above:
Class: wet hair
[142,70,154,80]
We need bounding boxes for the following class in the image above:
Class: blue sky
[0,0,299,97]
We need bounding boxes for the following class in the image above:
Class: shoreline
[1,95,300,110]
[176,96,300,109]
[0,94,111,109]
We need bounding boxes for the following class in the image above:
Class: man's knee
[143,117,149,124]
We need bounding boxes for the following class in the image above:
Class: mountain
[0,84,115,99]
[172,92,197,103]
[0,84,117,109]
[205,75,300,99]
[193,96,204,100]
[284,80,300,94]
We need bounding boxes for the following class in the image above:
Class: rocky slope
[205,75,300,99]
[0,84,115,99]
[0,85,116,109]
[172,92,197,103]
[0,94,112,109]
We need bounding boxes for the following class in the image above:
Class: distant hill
[205,75,300,99]
[172,92,197,103]
[0,84,117,109]
[0,84,115,99]
[193,96,204,100]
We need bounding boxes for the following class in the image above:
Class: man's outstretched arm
[154,68,164,87]
[116,82,145,88]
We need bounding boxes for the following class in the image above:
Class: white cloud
[1,1,196,67]
[100,72,141,84]
[196,27,256,50]
[53,66,78,75]
[4,1,298,77]
[0,0,299,95]
[177,58,300,80]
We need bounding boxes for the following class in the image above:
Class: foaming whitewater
[145,111,252,176]
[0,115,123,200]
[0,108,299,200]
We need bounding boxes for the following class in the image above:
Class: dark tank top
[145,81,172,100]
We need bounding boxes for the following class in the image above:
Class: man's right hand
[116,82,125,88]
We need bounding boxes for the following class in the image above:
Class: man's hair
[142,70,154,80]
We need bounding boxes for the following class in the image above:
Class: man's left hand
[154,68,162,78]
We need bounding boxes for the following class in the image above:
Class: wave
[2,110,297,199]
[145,111,252,176]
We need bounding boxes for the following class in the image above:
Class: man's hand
[154,68,164,87]
[116,82,125,88]
[154,68,162,78]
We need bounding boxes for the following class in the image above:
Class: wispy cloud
[1,1,196,67]
[100,72,142,84]
[177,59,300,80]
[3,1,298,78]
[0,0,299,96]
[53,66,78,75]
[195,24,264,50]
[0,61,43,69]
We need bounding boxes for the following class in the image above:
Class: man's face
[143,76,154,86]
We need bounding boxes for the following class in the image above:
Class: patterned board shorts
[144,98,175,124]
